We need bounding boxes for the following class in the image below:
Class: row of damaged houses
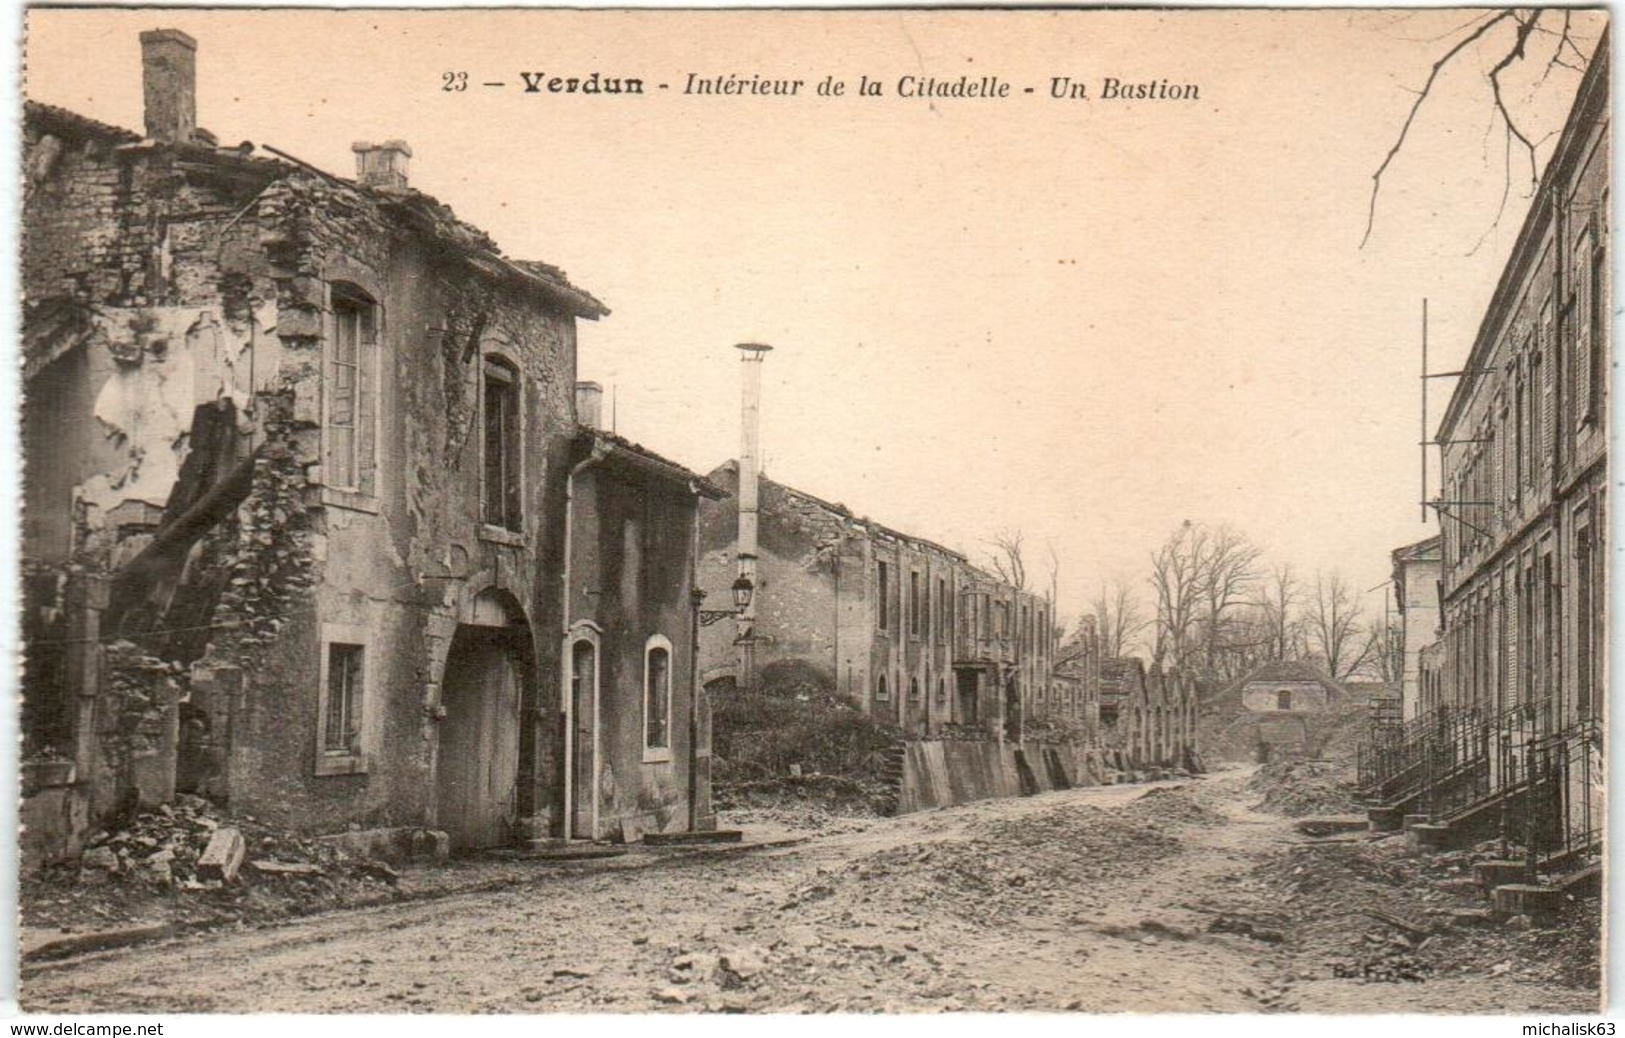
[18,28,1200,870]
[1359,31,1607,914]
[694,457,1201,811]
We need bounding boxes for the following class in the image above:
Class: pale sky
[20,7,1609,630]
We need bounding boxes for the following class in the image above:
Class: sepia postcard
[9,4,1612,1026]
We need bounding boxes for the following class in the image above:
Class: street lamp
[696,574,754,626]
[688,572,755,834]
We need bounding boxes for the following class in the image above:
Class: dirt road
[19,769,1599,1014]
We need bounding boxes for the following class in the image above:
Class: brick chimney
[140,29,197,144]
[575,381,604,430]
[351,140,412,190]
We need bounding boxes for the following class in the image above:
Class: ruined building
[696,464,1059,741]
[21,29,718,865]
[1098,656,1201,776]
[1358,32,1606,906]
[1201,659,1362,765]
[694,458,1202,808]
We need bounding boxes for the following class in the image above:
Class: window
[643,637,672,759]
[937,578,950,639]
[325,645,363,752]
[483,359,522,532]
[1576,518,1597,718]
[876,674,890,702]
[1276,689,1292,711]
[876,561,890,631]
[1592,238,1607,422]
[909,677,921,702]
[325,286,378,496]
[1514,374,1525,502]
[316,625,368,776]
[910,571,923,636]
[1529,347,1543,484]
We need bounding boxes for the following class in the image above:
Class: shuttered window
[482,359,522,532]
[326,287,378,495]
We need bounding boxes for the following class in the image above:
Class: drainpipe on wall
[687,487,704,832]
[560,437,609,841]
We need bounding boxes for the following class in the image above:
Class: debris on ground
[1331,951,1432,983]
[1125,786,1229,827]
[1249,823,1601,993]
[23,795,417,936]
[1247,760,1363,818]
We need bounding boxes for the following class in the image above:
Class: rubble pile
[721,801,878,839]
[23,795,402,934]
[714,771,893,818]
[1247,761,1362,817]
[819,795,1220,926]
[1250,828,1600,993]
[1123,786,1228,827]
[1330,950,1432,983]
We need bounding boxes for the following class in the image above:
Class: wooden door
[437,631,522,850]
[570,638,597,839]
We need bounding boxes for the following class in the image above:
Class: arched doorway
[436,591,531,851]
[566,630,600,840]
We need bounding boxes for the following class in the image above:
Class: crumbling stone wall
[22,103,589,850]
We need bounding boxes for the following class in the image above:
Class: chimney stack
[140,29,197,144]
[735,344,773,656]
[352,140,413,190]
[575,381,604,430]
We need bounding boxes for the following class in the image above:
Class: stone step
[643,829,743,847]
[1473,859,1531,892]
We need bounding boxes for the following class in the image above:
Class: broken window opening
[876,561,890,631]
[482,358,522,532]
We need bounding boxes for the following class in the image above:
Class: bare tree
[1093,580,1151,659]
[1198,525,1263,673]
[1256,562,1304,662]
[1350,615,1405,684]
[986,529,1027,591]
[1306,570,1375,680]
[1363,10,1599,247]
[1147,520,1265,677]
[1149,520,1208,669]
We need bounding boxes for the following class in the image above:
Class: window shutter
[503,375,521,529]
[358,305,379,497]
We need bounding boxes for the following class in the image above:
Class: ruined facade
[21,30,714,864]
[696,463,1059,740]
[1097,657,1200,774]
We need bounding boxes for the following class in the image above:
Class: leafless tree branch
[1361,9,1516,248]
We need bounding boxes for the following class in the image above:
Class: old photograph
[11,5,1610,1019]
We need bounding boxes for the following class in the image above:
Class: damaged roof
[710,460,971,565]
[583,429,727,499]
[25,101,142,145]
[1228,659,1351,705]
[21,100,609,320]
